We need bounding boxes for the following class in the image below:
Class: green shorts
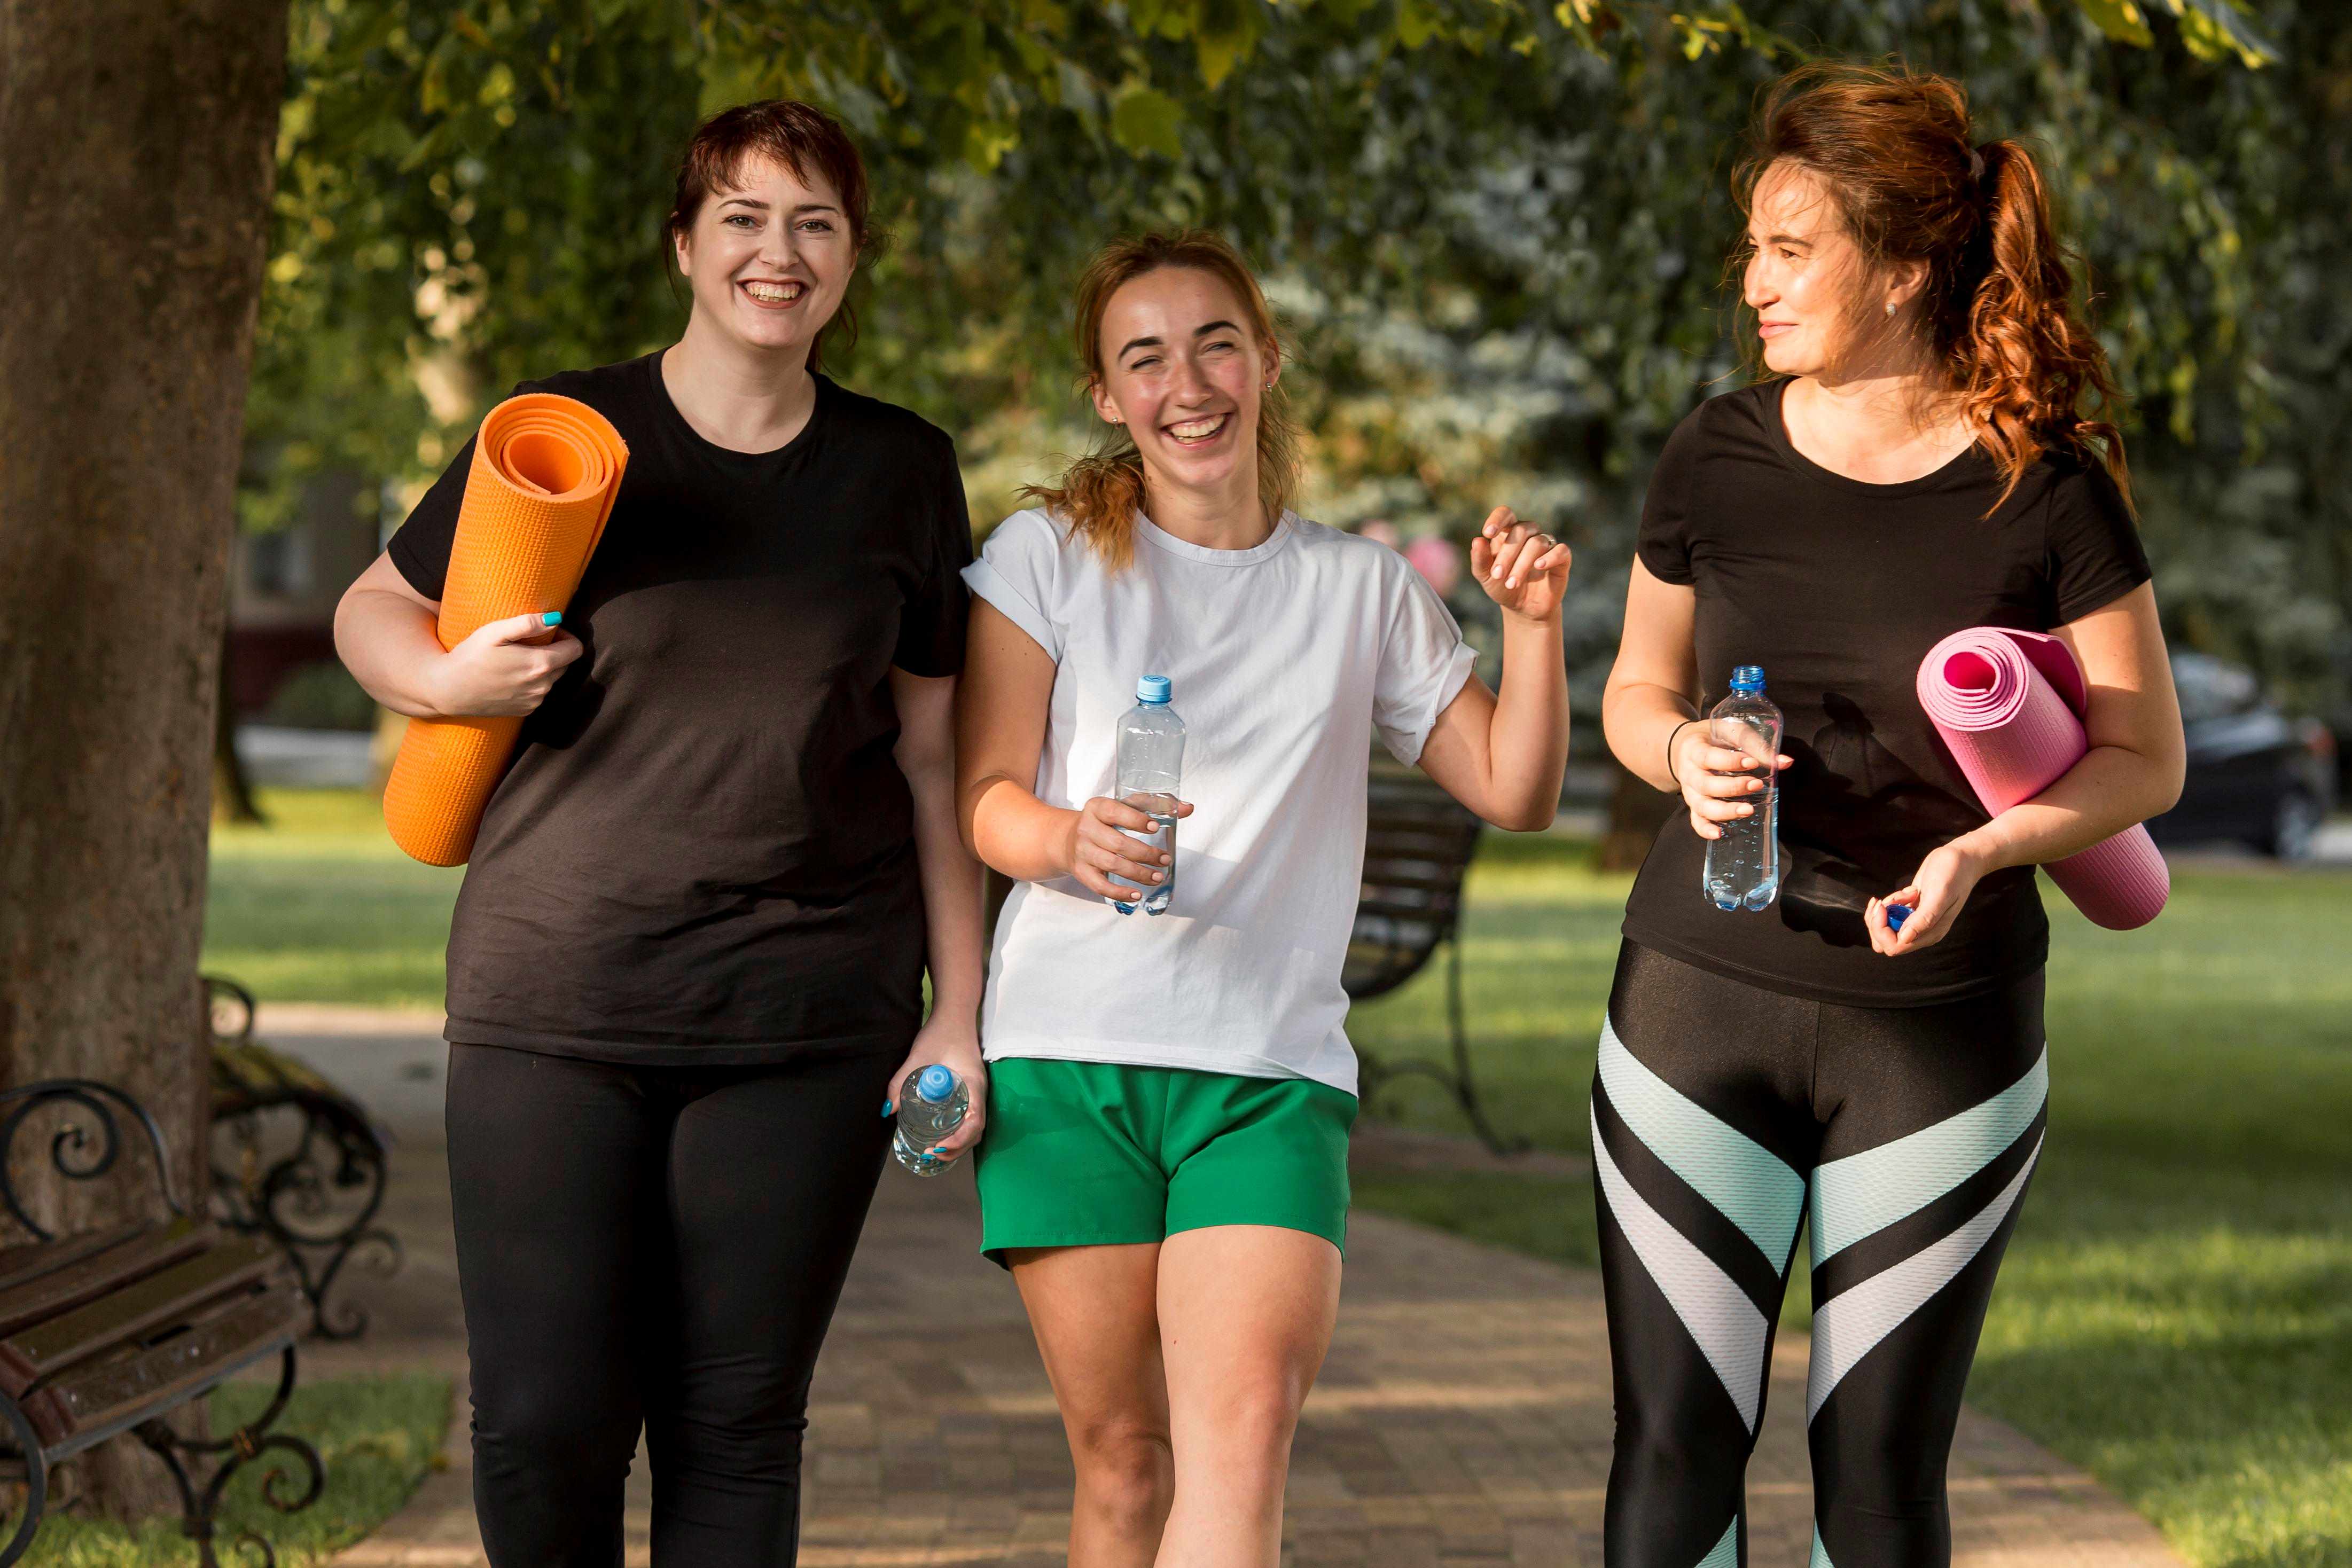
[973,1057,1357,1267]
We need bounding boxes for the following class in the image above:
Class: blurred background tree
[243,0,2333,788]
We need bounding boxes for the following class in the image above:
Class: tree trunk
[214,621,267,825]
[0,0,291,1520]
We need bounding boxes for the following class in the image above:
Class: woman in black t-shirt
[333,103,983,1568]
[1592,66,2184,1568]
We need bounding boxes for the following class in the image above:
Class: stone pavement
[262,1012,2183,1568]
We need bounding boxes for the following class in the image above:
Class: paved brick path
[278,1019,2183,1568]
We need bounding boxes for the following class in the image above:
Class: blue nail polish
[541,611,562,628]
[881,1100,894,1118]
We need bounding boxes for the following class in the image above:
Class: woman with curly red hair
[1595,64,2185,1566]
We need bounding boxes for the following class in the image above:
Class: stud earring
[1885,300,1897,317]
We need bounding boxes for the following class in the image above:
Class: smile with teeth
[1163,412,1230,445]
[740,280,806,305]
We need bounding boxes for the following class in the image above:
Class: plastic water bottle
[892,1064,968,1177]
[1702,665,1783,912]
[1110,675,1186,916]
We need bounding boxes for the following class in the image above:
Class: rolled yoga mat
[381,394,629,867]
[1916,627,2168,930]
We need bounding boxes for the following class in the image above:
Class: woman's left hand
[883,1017,989,1158]
[1866,840,1990,957]
[1471,507,1572,622]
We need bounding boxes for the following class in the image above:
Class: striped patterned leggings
[1590,941,2046,1568]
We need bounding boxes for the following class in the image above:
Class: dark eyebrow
[1757,231,1811,249]
[1193,319,1243,336]
[1117,334,1165,360]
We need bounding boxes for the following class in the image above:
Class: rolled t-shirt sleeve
[891,434,976,678]
[961,509,1065,661]
[1372,563,1478,765]
[2045,462,2152,626]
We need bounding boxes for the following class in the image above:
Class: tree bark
[214,621,267,825]
[0,0,291,1520]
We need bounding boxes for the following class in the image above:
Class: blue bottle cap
[1885,903,1911,932]
[1136,674,1173,704]
[1730,665,1765,692]
[913,1064,957,1103]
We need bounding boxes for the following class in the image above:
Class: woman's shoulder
[1292,514,1404,569]
[502,354,657,415]
[1665,381,1776,458]
[975,508,1086,583]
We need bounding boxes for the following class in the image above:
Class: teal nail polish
[541,611,562,628]
[881,1100,894,1118]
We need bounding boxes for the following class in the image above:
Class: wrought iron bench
[1343,767,1523,1154]
[204,978,400,1342]
[0,1079,321,1567]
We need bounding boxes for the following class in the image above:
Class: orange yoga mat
[381,394,628,866]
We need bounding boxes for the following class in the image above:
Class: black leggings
[446,1042,900,1568]
[1591,942,2045,1568]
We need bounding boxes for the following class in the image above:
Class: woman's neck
[1139,470,1272,552]
[1784,338,1975,485]
[661,318,819,454]
[1778,331,1985,491]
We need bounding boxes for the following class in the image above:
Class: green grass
[1349,835,2352,1568]
[22,1374,449,1566]
[204,791,459,1008]
[205,793,2352,1564]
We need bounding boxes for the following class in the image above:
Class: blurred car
[2146,652,2338,860]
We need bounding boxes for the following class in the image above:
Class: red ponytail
[1736,63,2131,513]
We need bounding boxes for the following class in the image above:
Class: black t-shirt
[1621,380,2151,1007]
[388,354,972,1062]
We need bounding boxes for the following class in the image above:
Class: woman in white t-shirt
[954,230,1572,1568]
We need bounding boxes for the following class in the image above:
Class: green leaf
[1109,83,1185,159]
[1191,0,1262,90]
[2073,0,2155,48]
[2150,0,2276,66]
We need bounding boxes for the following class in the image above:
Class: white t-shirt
[963,507,1478,1095]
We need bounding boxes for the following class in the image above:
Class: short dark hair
[666,100,878,372]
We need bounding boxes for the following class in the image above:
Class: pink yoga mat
[1917,628,2169,930]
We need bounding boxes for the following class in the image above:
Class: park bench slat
[0,1223,158,1300]
[32,1275,305,1454]
[0,1219,209,1338]
[0,1231,278,1392]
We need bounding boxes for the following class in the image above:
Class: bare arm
[1873,582,2184,953]
[332,550,582,719]
[1416,511,1573,831]
[884,667,990,1154]
[955,600,1190,899]
[1601,556,1791,834]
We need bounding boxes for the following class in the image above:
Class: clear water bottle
[1110,674,1186,916]
[892,1064,968,1177]
[1702,665,1784,913]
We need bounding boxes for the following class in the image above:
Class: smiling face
[1743,161,1923,381]
[672,154,856,364]
[1089,266,1276,513]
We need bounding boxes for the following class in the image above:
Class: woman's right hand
[1671,722,1792,841]
[1060,796,1195,901]
[425,611,584,718]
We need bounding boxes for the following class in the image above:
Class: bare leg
[1009,1244,1173,1568]
[1152,1226,1342,1568]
